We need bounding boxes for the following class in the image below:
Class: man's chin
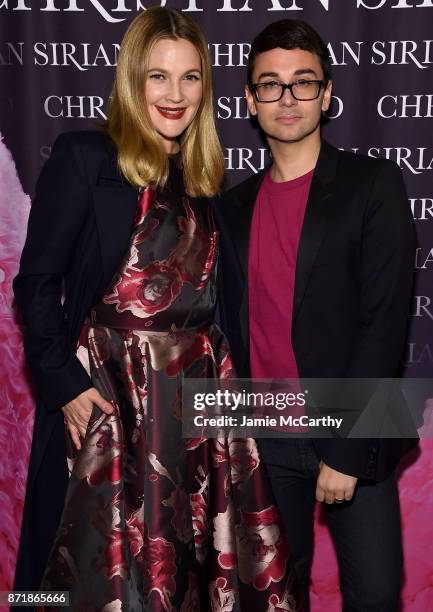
[267,131,307,145]
[264,123,320,146]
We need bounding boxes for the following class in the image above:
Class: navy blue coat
[13,130,153,592]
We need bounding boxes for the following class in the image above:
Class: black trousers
[258,439,403,612]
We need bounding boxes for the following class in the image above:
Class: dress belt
[86,308,213,335]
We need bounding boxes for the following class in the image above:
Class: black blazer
[215,139,418,481]
[13,130,174,590]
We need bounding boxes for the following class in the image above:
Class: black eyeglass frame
[250,79,326,103]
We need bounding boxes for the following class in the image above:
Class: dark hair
[247,19,332,85]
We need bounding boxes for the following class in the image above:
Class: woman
[14,7,298,611]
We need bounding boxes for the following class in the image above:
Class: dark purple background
[1,0,432,380]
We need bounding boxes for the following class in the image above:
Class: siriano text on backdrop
[0,1,432,609]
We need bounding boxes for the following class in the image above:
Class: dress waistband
[86,308,213,335]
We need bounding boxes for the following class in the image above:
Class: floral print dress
[39,155,298,612]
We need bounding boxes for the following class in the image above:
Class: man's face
[245,47,332,145]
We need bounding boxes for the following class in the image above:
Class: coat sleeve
[315,159,417,479]
[13,132,93,413]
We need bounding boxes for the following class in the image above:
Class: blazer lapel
[292,140,339,323]
[228,163,271,350]
[92,151,139,294]
[227,140,339,356]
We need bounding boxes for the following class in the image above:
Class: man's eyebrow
[293,68,319,77]
[256,71,280,80]
[256,68,319,80]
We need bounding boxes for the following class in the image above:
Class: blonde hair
[106,7,224,198]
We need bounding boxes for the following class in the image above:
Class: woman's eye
[184,74,200,81]
[149,73,165,81]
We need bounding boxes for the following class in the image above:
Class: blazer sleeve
[316,159,417,479]
[13,132,93,413]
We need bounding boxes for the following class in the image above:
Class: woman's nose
[166,79,184,103]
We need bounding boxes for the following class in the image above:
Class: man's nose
[280,86,298,106]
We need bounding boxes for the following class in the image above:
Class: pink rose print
[190,490,210,565]
[134,186,156,226]
[143,534,177,610]
[213,502,237,571]
[214,504,288,591]
[267,585,298,612]
[126,505,144,562]
[209,577,237,612]
[73,418,123,487]
[87,325,114,362]
[229,437,260,484]
[175,199,218,290]
[237,506,289,590]
[162,485,194,543]
[212,437,259,484]
[87,457,123,488]
[180,571,201,611]
[218,350,234,379]
[96,494,129,581]
[165,332,215,377]
[104,526,128,581]
[104,259,183,318]
[185,436,207,451]
[102,600,123,612]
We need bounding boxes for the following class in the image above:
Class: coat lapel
[92,151,140,294]
[228,139,339,354]
[227,163,270,349]
[292,141,338,323]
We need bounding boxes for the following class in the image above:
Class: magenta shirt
[248,167,314,379]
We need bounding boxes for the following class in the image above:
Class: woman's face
[145,38,203,154]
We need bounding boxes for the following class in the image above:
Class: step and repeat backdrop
[1,1,432,609]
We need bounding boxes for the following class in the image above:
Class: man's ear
[245,84,257,116]
[321,80,333,113]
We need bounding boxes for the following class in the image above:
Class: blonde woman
[13,8,298,611]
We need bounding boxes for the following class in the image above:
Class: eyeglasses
[250,79,325,103]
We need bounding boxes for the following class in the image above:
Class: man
[215,19,418,611]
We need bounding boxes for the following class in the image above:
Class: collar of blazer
[225,138,339,348]
[91,136,140,298]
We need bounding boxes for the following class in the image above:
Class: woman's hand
[62,387,115,450]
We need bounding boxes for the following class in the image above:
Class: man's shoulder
[334,146,408,212]
[336,146,402,182]
[222,144,403,206]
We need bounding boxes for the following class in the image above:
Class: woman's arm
[13,132,94,413]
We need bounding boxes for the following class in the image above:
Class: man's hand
[62,387,114,450]
[316,461,358,504]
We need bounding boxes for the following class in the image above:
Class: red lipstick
[156,106,187,120]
